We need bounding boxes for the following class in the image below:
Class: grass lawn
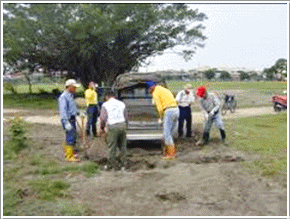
[225,112,287,179]
[3,81,287,110]
[167,80,287,93]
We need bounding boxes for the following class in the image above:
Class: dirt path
[3,106,278,125]
[3,107,288,216]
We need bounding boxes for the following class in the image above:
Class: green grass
[29,178,71,201]
[167,80,287,93]
[226,112,287,178]
[3,81,287,110]
[33,160,100,177]
[3,94,59,109]
[3,81,68,95]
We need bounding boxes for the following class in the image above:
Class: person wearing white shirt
[175,84,195,137]
[99,91,128,170]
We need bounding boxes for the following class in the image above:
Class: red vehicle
[272,94,287,112]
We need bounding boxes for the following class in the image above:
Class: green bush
[3,82,18,94]
[9,116,28,153]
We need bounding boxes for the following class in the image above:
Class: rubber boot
[196,132,209,146]
[162,145,176,160]
[220,129,226,141]
[65,145,80,162]
[62,142,68,159]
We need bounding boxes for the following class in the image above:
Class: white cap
[65,79,80,87]
[184,84,192,89]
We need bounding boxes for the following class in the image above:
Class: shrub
[8,116,28,153]
[3,82,18,94]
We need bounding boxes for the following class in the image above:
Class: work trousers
[203,110,225,139]
[107,122,127,166]
[178,106,192,137]
[86,105,98,136]
[163,107,179,145]
[61,116,77,146]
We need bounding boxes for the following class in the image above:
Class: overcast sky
[139,2,288,72]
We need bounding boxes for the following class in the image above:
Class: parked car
[111,72,167,141]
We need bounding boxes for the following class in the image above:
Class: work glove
[158,118,162,124]
[79,110,86,117]
[64,122,72,131]
[209,110,215,117]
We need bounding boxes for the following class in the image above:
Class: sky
[139,2,288,72]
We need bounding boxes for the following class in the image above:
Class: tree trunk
[24,73,32,94]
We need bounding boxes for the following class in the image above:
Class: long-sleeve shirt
[175,90,195,107]
[151,85,177,117]
[99,97,128,129]
[58,91,78,122]
[199,92,221,114]
[84,88,98,106]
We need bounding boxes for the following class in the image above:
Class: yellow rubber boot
[162,145,176,160]
[65,145,80,162]
[62,142,68,159]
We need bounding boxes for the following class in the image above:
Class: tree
[203,69,215,80]
[3,3,207,86]
[263,58,287,81]
[219,71,231,81]
[238,71,250,81]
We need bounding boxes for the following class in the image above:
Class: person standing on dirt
[195,86,226,146]
[176,84,195,138]
[84,81,99,137]
[99,91,128,170]
[146,81,179,160]
[58,79,81,162]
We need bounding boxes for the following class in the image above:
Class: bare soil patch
[3,108,287,216]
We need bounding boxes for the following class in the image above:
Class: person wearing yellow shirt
[146,81,179,160]
[84,81,99,137]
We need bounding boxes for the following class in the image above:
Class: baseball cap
[65,79,80,87]
[196,86,206,98]
[184,84,192,90]
[145,81,157,89]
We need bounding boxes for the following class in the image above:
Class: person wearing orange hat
[195,86,226,146]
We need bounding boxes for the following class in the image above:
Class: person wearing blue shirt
[58,79,81,162]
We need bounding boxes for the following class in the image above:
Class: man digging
[195,86,226,146]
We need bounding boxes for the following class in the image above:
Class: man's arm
[209,93,221,116]
[99,106,108,131]
[153,94,163,118]
[175,91,182,103]
[58,95,69,122]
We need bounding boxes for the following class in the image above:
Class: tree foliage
[238,71,250,81]
[263,58,287,81]
[3,3,207,86]
[203,69,215,80]
[219,71,231,81]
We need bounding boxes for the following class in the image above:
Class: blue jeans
[178,106,192,137]
[163,107,179,145]
[86,105,98,136]
[62,117,77,146]
[204,110,225,139]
